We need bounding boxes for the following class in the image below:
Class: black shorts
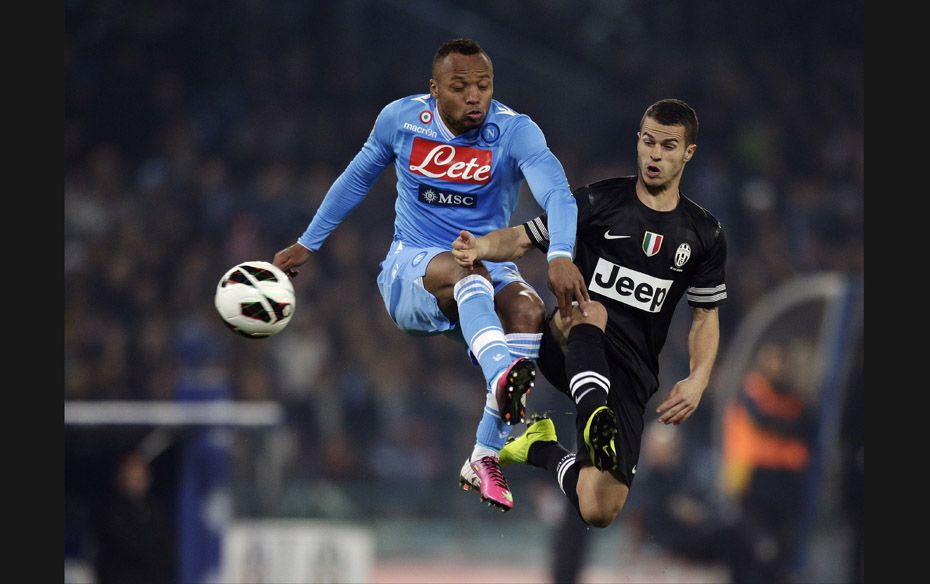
[537,316,655,487]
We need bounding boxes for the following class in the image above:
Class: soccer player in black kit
[452,98,726,528]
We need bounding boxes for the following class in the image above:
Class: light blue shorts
[376,239,530,342]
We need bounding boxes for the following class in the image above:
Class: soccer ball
[214,261,296,338]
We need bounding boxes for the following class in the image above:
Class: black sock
[528,440,581,516]
[565,323,610,433]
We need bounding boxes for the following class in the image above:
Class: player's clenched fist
[273,242,312,279]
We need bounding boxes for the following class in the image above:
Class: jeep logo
[589,257,672,313]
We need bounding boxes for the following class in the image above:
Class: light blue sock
[453,275,511,389]
[454,274,515,454]
[506,332,542,360]
[473,332,543,456]
[474,392,509,455]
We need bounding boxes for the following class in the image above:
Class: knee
[571,300,608,331]
[513,294,546,328]
[499,290,546,332]
[579,498,624,529]
[577,474,627,528]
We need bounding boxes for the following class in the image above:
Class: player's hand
[656,377,706,425]
[452,230,481,269]
[548,257,590,321]
[273,242,312,279]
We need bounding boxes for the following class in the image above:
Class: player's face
[430,52,493,135]
[636,118,696,191]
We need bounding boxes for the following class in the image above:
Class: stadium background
[64,0,863,582]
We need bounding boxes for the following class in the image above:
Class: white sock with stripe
[506,332,542,360]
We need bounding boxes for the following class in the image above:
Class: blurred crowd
[65,0,862,577]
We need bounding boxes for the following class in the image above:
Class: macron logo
[403,122,438,138]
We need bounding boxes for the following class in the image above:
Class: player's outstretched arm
[656,306,720,425]
[273,242,313,279]
[452,226,532,268]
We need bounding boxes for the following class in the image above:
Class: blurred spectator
[721,338,816,583]
[631,421,744,568]
[91,452,175,584]
[549,508,590,584]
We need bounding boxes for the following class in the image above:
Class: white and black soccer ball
[214,261,295,338]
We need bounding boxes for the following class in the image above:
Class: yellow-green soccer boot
[500,415,558,466]
[583,406,619,471]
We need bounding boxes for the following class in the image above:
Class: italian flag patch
[642,232,664,256]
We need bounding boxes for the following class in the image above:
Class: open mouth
[646,165,661,177]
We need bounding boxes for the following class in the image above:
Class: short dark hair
[641,99,699,145]
[432,38,492,76]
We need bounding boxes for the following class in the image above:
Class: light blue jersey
[298,94,577,261]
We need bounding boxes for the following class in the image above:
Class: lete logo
[409,138,492,183]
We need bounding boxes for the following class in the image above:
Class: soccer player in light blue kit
[273,38,587,511]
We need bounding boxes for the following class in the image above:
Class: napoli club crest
[481,123,500,144]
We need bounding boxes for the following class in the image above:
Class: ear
[429,79,438,98]
[684,143,697,162]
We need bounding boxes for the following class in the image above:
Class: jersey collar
[432,100,485,143]
[432,101,456,141]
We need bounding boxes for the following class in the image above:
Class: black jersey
[524,175,727,393]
